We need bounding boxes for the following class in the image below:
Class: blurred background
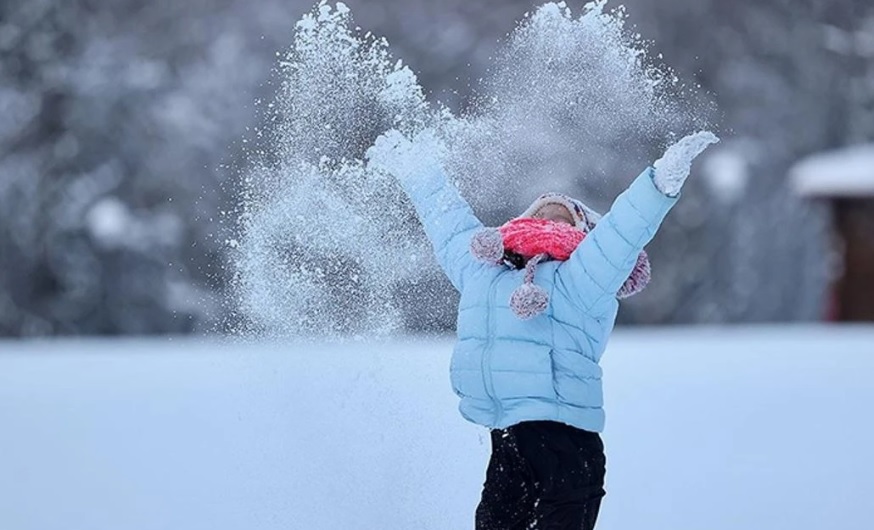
[1,0,873,337]
[2,3,874,529]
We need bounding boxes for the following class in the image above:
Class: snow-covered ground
[1,326,872,530]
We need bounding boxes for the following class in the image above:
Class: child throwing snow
[367,129,718,530]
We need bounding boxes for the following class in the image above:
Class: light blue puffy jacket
[402,164,678,432]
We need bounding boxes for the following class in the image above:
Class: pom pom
[470,228,504,263]
[510,283,549,319]
[617,251,651,299]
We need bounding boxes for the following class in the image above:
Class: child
[367,129,718,530]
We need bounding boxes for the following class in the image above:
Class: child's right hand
[366,129,445,184]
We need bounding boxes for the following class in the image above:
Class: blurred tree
[618,0,874,323]
[0,0,276,335]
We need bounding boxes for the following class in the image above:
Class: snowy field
[1,326,872,530]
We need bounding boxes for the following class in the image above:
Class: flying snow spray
[231,1,712,338]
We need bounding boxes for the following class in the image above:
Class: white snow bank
[1,326,873,530]
[790,144,874,197]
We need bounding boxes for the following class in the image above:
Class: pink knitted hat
[470,193,651,319]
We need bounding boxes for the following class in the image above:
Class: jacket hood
[518,192,602,232]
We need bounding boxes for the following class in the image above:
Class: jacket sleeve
[556,167,678,313]
[399,162,489,292]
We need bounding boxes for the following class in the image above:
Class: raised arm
[557,131,719,313]
[366,129,488,292]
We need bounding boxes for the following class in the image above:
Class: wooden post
[833,199,874,321]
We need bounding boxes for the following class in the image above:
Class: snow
[86,196,132,248]
[702,147,749,204]
[86,196,184,252]
[236,2,432,337]
[790,144,874,197]
[1,326,873,530]
[236,1,712,338]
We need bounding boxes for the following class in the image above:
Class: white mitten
[653,131,720,196]
[366,129,445,185]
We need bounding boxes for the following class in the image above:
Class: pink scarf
[498,218,585,261]
[470,218,651,319]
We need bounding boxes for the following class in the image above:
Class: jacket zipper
[481,273,503,427]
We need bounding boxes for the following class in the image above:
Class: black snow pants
[475,421,606,530]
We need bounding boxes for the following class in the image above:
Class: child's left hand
[653,131,719,196]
